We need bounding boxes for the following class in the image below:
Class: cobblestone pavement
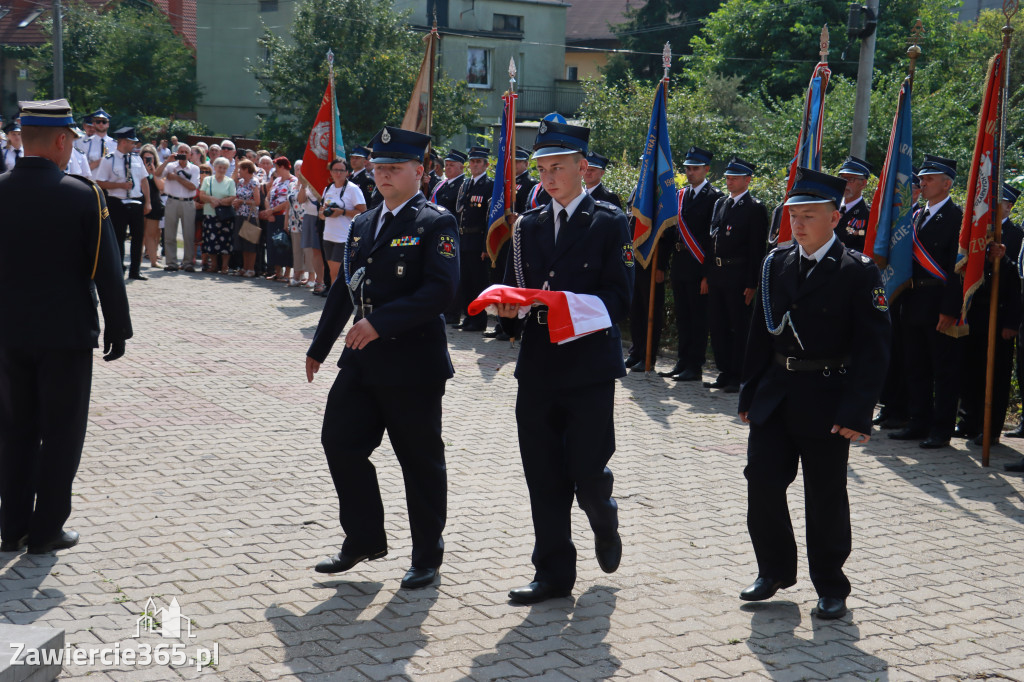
[3,268,1024,681]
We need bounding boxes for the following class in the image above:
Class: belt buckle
[675,243,682,251]
[361,304,373,317]
[715,257,723,266]
[536,309,548,325]
[785,357,796,371]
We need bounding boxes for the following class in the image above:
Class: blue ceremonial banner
[865,76,914,301]
[631,80,678,269]
[486,92,516,264]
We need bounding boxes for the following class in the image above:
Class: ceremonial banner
[864,76,914,301]
[631,80,677,268]
[401,27,439,134]
[468,284,611,344]
[300,56,345,201]
[956,52,1005,321]
[486,92,517,265]
[777,61,831,244]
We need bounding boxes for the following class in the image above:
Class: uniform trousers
[627,265,665,363]
[0,347,92,545]
[108,199,145,276]
[902,320,963,440]
[163,197,197,267]
[669,262,709,372]
[516,380,618,590]
[459,232,488,328]
[320,368,447,568]
[707,268,752,383]
[960,306,1014,436]
[745,402,852,598]
[878,297,909,419]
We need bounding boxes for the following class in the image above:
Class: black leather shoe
[1005,425,1024,438]
[814,597,847,620]
[954,425,978,439]
[314,548,387,574]
[739,576,795,601]
[919,437,950,449]
[128,274,148,281]
[872,411,886,426]
[630,361,651,373]
[595,532,621,574]
[624,357,642,370]
[400,566,438,589]
[508,581,572,605]
[888,426,929,441]
[1004,459,1024,472]
[657,362,685,378]
[163,265,179,272]
[723,383,740,393]
[482,329,499,338]
[971,434,997,447]
[0,534,28,552]
[673,369,701,381]
[703,377,732,389]
[460,324,486,332]
[27,530,79,554]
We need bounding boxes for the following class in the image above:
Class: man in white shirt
[2,124,23,172]
[73,115,93,154]
[65,127,92,178]
[159,143,200,272]
[94,126,151,280]
[219,140,237,176]
[84,109,115,171]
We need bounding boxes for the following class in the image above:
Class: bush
[134,116,211,143]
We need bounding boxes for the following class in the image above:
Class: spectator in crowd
[198,157,236,274]
[220,140,237,176]
[287,160,307,286]
[208,144,221,163]
[139,144,165,268]
[161,143,201,272]
[2,124,23,170]
[190,145,205,166]
[196,141,209,161]
[231,159,261,277]
[243,149,257,163]
[157,139,171,162]
[260,157,296,281]
[319,157,366,288]
[297,180,325,293]
[257,154,273,184]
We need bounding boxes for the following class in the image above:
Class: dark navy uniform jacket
[514,171,537,215]
[0,157,132,349]
[972,217,1023,331]
[307,193,460,385]
[456,174,493,234]
[351,168,376,206]
[834,198,871,252]
[666,182,724,280]
[432,174,464,217]
[588,183,622,210]
[903,199,964,326]
[500,194,635,387]
[739,239,890,436]
[709,191,769,289]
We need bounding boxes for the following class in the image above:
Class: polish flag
[468,284,611,344]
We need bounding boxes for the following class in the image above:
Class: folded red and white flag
[468,284,612,344]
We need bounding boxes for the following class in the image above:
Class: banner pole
[645,43,671,373]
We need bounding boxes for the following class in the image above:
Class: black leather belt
[459,227,483,235]
[775,353,849,372]
[164,195,192,201]
[713,257,746,267]
[910,278,942,289]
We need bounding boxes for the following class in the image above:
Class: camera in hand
[175,154,186,161]
[323,205,338,217]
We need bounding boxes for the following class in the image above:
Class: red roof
[566,0,634,43]
[0,0,195,50]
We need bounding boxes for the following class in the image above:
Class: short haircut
[176,143,191,153]
[237,159,257,175]
[213,157,230,168]
[20,125,65,148]
[274,156,291,170]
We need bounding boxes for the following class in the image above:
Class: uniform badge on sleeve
[437,234,457,259]
[622,245,635,267]
[872,287,889,312]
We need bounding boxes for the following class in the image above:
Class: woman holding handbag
[231,159,262,277]
[199,157,236,274]
[259,157,296,282]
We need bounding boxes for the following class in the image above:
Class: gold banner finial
[819,24,829,62]
[907,20,923,76]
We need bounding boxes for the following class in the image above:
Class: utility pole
[53,0,64,98]
[850,0,878,158]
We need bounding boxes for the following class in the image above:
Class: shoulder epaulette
[594,200,621,213]
[422,201,447,213]
[104,152,114,159]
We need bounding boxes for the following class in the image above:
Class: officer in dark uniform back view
[305,125,460,590]
[738,167,889,621]
[455,146,494,332]
[0,99,132,555]
[834,156,874,252]
[495,119,634,604]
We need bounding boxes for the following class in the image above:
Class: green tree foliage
[30,1,197,123]
[251,0,481,159]
[604,0,723,81]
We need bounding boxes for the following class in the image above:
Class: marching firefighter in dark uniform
[349,145,377,205]
[421,148,441,198]
[888,155,965,449]
[738,167,890,620]
[432,149,468,327]
[959,183,1022,448]
[0,99,132,555]
[513,146,537,215]
[659,146,724,380]
[834,156,874,253]
[584,152,623,209]
[495,119,634,604]
[455,146,493,332]
[705,157,769,392]
[306,126,460,590]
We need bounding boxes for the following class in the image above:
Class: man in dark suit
[834,156,873,252]
[432,149,468,327]
[583,152,622,209]
[659,146,724,380]
[738,167,889,620]
[705,157,769,392]
[0,99,132,555]
[959,184,1022,447]
[495,120,634,604]
[888,155,965,449]
[455,146,494,332]
[513,146,537,215]
[306,126,460,590]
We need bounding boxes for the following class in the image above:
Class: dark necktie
[725,197,734,210]
[555,208,568,245]
[14,148,21,159]
[799,255,816,284]
[124,154,133,195]
[916,208,930,230]
[840,204,848,215]
[684,187,693,204]
[377,210,394,241]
